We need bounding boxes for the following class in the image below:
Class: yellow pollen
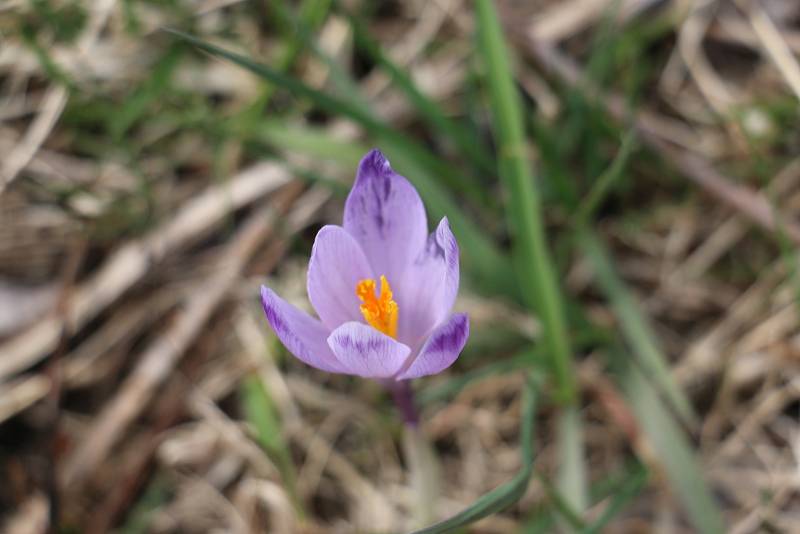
[355,275,398,338]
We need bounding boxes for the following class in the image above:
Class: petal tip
[397,313,469,380]
[259,285,271,309]
[354,149,395,189]
[433,216,460,280]
[446,313,470,344]
[259,286,281,330]
[360,148,391,171]
[455,312,469,333]
[435,217,456,247]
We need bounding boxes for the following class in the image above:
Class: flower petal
[397,313,469,380]
[396,217,460,347]
[327,322,411,378]
[343,149,427,285]
[260,286,344,373]
[307,225,374,330]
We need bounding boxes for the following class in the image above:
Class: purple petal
[260,286,345,373]
[327,322,411,378]
[307,225,374,330]
[396,217,460,348]
[397,313,469,380]
[343,149,427,287]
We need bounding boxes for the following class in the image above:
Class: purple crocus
[260,149,469,382]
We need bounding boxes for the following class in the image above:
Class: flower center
[355,275,398,338]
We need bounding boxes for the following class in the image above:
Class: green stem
[390,381,439,526]
[403,424,440,527]
[474,0,576,402]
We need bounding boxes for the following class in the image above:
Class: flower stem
[389,381,439,526]
[403,424,439,526]
[390,379,419,427]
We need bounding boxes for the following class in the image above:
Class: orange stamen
[355,275,398,338]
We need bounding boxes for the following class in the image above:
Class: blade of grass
[474,5,586,522]
[533,469,586,530]
[608,349,725,534]
[569,133,695,425]
[474,0,576,402]
[525,461,646,533]
[20,26,74,88]
[522,507,557,534]
[557,406,588,521]
[582,462,647,534]
[167,29,515,297]
[109,44,183,142]
[240,374,304,517]
[574,131,637,224]
[251,120,368,166]
[410,374,540,534]
[578,231,696,425]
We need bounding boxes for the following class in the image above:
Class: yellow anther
[355,275,398,338]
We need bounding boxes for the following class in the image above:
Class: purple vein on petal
[261,286,344,373]
[343,149,427,286]
[327,321,411,378]
[398,313,469,380]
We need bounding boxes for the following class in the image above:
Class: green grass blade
[525,461,646,533]
[241,374,287,455]
[533,470,586,530]
[609,352,725,534]
[474,0,576,402]
[574,131,637,225]
[109,44,182,141]
[252,121,368,166]
[240,374,303,516]
[410,376,539,534]
[581,463,647,534]
[20,27,74,88]
[557,406,588,522]
[522,507,557,534]
[578,231,696,425]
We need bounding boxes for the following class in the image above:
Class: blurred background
[2,0,799,532]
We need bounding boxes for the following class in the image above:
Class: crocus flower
[260,149,469,381]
